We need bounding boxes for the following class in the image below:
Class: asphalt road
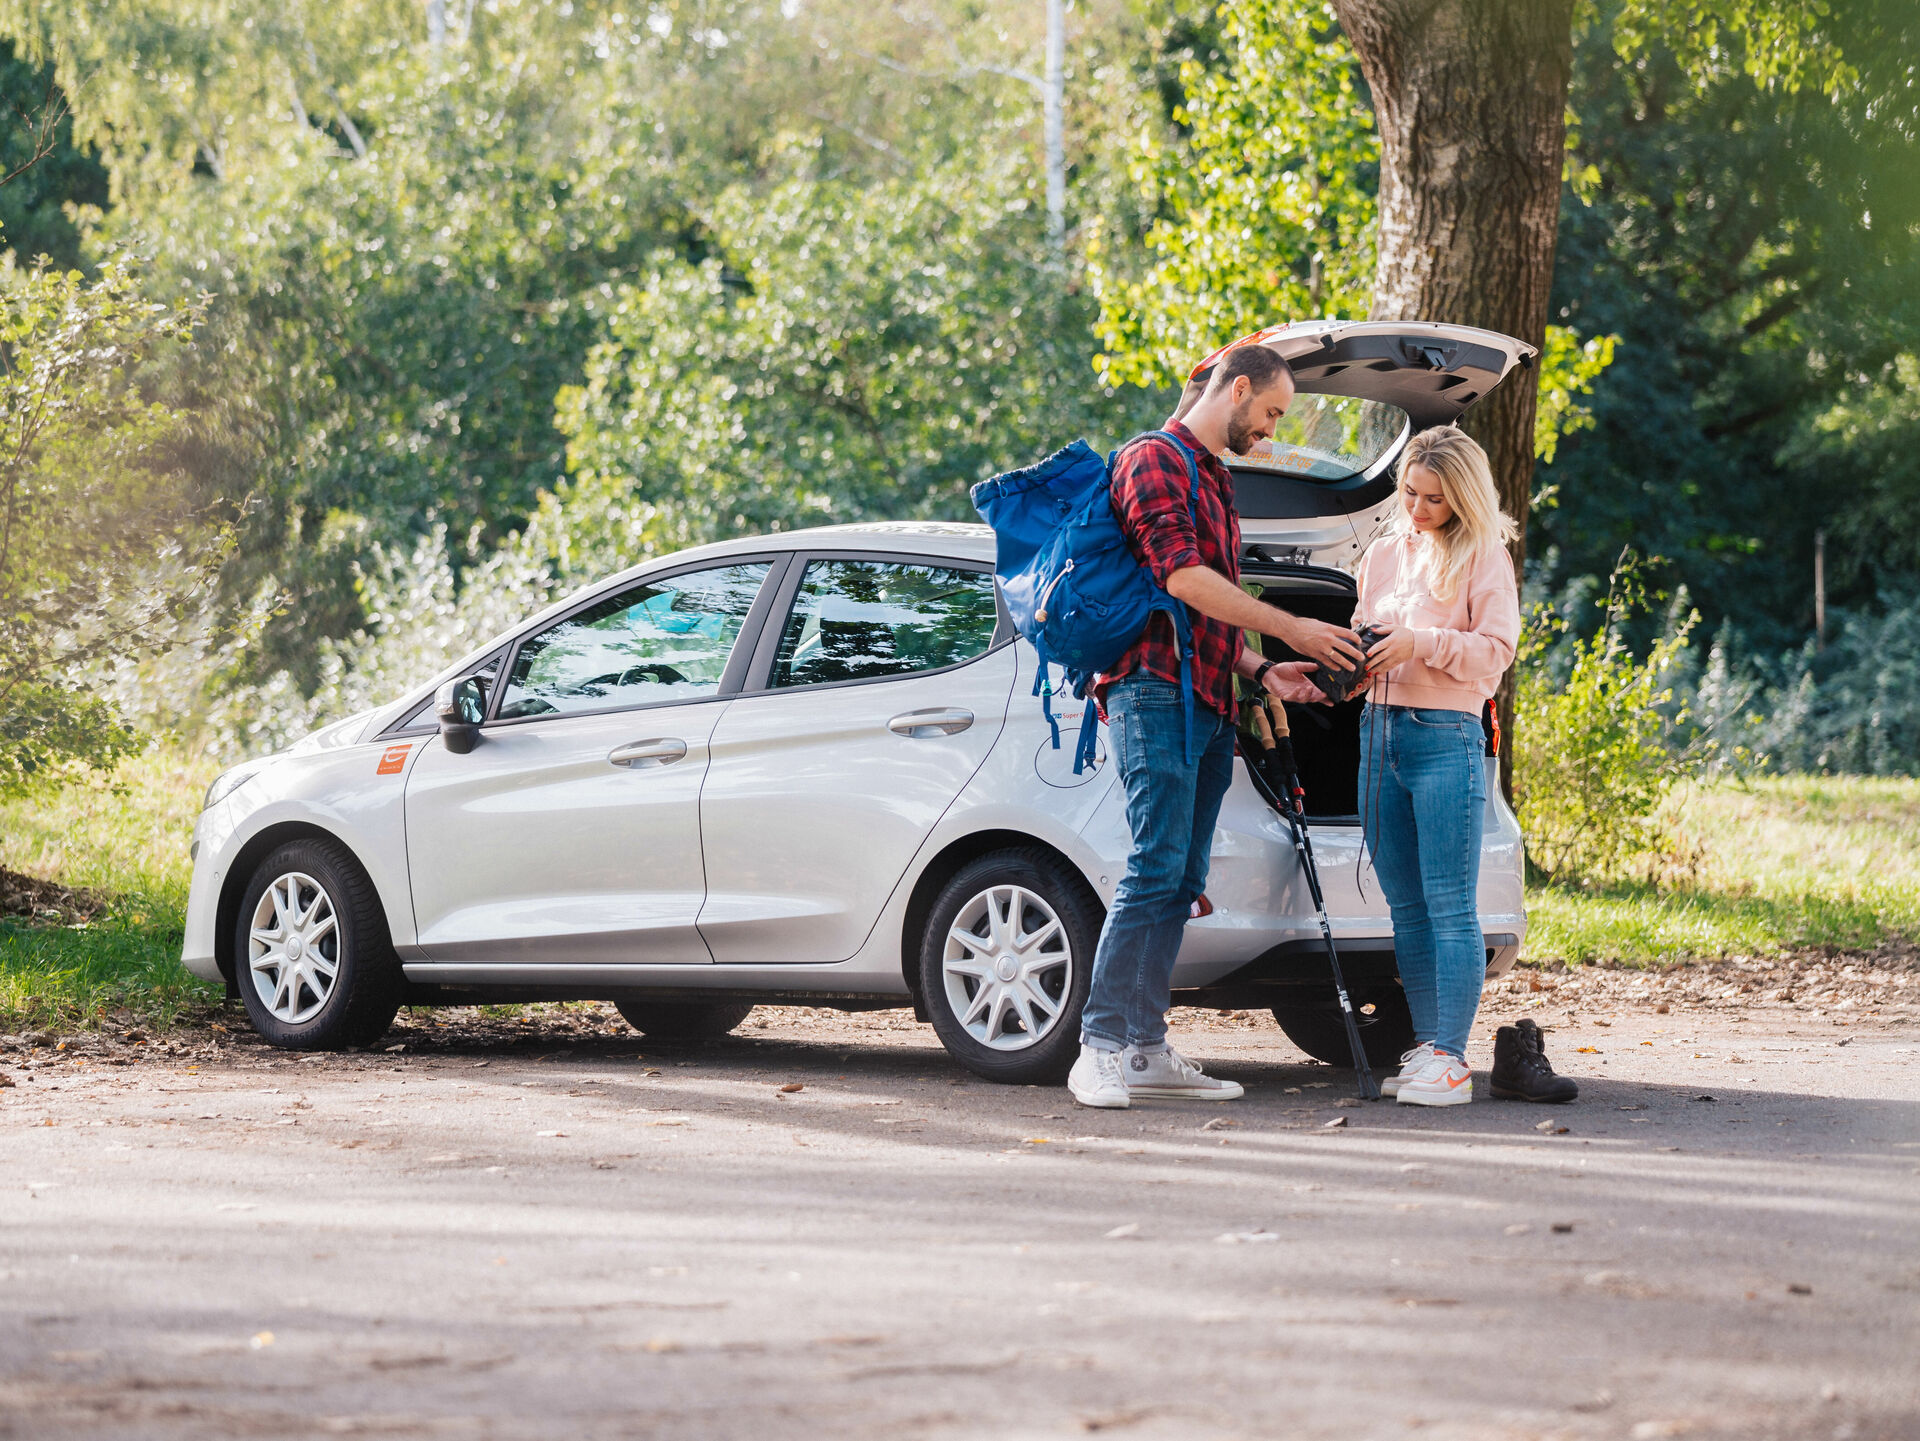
[4,984,1917,1441]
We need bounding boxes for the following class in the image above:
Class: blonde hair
[1393,425,1519,601]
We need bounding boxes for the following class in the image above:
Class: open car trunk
[1240,562,1366,821]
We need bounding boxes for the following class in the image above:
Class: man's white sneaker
[1380,1041,1438,1098]
[1121,1045,1244,1101]
[1068,1045,1131,1109]
[1395,1051,1473,1106]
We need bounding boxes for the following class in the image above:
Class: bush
[1514,564,1708,883]
[1751,593,1920,776]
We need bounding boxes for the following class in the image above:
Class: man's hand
[1282,615,1368,669]
[1165,565,1365,666]
[1364,625,1418,675]
[1259,660,1331,706]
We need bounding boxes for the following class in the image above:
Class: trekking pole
[1250,698,1381,1100]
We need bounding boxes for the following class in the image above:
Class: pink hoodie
[1355,531,1520,715]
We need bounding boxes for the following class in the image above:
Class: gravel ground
[3,951,1917,1441]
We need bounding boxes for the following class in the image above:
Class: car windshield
[1228,394,1408,482]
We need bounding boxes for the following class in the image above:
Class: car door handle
[608,738,688,768]
[888,708,974,738]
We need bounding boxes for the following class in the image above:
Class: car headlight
[203,764,264,811]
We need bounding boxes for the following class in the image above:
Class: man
[1068,343,1366,1109]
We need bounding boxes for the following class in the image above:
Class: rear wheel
[1272,984,1414,1070]
[614,999,755,1040]
[234,838,403,1050]
[919,848,1101,1084]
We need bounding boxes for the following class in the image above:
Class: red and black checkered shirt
[1093,421,1243,720]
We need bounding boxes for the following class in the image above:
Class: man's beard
[1226,399,1262,456]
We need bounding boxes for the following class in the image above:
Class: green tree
[0,40,107,269]
[0,257,230,791]
[559,149,1159,545]
[1539,1,1920,648]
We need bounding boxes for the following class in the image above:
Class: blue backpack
[970,430,1202,774]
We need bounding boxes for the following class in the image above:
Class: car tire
[614,1000,755,1040]
[1272,984,1415,1070]
[234,838,403,1051]
[919,848,1101,1085]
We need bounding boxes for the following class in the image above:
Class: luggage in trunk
[1242,568,1364,821]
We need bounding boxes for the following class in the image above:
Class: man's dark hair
[1206,344,1293,397]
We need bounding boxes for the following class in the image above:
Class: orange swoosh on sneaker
[1444,1071,1470,1089]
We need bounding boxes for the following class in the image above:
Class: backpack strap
[1135,429,1206,768]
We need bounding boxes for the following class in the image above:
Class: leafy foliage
[1088,0,1376,389]
[1091,0,1613,453]
[1538,0,1920,646]
[559,152,1154,547]
[1514,561,1707,882]
[0,257,229,792]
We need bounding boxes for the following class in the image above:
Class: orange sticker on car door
[376,743,411,775]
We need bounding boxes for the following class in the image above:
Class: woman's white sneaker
[1068,1045,1131,1109]
[1121,1045,1244,1101]
[1380,1041,1438,1098]
[1395,1052,1473,1106]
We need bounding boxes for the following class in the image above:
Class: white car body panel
[403,699,724,965]
[697,642,1018,965]
[182,737,424,979]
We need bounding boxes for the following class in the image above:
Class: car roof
[643,520,998,571]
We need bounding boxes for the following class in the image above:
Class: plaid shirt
[1093,421,1242,720]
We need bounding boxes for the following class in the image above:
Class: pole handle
[1250,699,1276,751]
[1261,694,1291,741]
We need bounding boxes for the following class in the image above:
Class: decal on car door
[377,743,412,776]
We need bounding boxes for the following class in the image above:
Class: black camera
[1309,624,1390,703]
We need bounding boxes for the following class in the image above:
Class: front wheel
[919,848,1102,1084]
[1272,984,1414,1070]
[234,838,403,1050]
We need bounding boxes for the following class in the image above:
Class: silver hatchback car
[183,319,1530,1082]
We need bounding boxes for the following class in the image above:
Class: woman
[1355,425,1520,1106]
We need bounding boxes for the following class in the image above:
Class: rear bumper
[1173,932,1521,1007]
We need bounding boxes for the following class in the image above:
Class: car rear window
[1228,395,1408,482]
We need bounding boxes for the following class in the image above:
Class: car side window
[770,559,999,689]
[497,562,771,721]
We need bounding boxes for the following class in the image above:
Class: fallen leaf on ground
[1322,1116,1348,1129]
[779,1083,804,1093]
[1103,1222,1141,1240]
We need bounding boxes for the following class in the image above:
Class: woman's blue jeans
[1358,703,1488,1059]
[1080,677,1236,1053]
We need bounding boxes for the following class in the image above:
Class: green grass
[1525,776,1920,965]
[4,755,1915,1028]
[0,749,221,1030]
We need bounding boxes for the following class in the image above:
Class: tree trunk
[1043,0,1066,250]
[1331,0,1574,800]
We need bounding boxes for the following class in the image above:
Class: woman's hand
[1365,625,1418,676]
[1260,660,1331,705]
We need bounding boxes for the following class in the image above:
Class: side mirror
[434,675,488,755]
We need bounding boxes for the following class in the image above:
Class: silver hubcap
[942,884,1072,1051]
[248,872,340,1024]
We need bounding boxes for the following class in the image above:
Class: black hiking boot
[1490,1017,1578,1103]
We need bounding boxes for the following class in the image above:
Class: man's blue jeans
[1080,677,1236,1053]
[1358,703,1488,1058]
